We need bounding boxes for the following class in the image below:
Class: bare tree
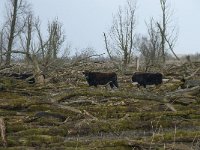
[104,0,136,72]
[147,19,162,63]
[15,10,49,83]
[3,0,31,66]
[48,19,65,58]
[157,0,179,63]
[20,16,66,69]
[135,19,163,71]
[24,14,33,63]
[34,17,66,59]
[1,0,45,83]
[0,0,68,84]
[19,13,34,64]
[34,18,44,60]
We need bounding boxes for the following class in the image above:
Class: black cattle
[82,71,119,88]
[132,72,163,88]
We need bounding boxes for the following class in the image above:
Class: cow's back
[132,72,163,87]
[83,71,118,88]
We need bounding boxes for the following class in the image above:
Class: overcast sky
[1,0,200,55]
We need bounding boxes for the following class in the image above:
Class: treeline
[0,0,69,83]
[0,0,198,76]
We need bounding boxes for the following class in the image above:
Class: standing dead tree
[34,18,46,60]
[4,0,31,66]
[6,2,45,84]
[44,18,65,67]
[135,19,163,71]
[1,1,45,84]
[19,13,34,64]
[0,29,4,65]
[0,0,67,84]
[18,15,66,82]
[103,0,136,72]
[157,0,179,63]
[5,0,18,66]
[24,14,33,64]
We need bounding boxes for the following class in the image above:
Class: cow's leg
[155,83,161,89]
[113,80,119,88]
[109,82,114,89]
[137,84,140,88]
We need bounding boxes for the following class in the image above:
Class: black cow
[82,71,119,88]
[132,72,163,88]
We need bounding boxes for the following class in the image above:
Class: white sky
[0,0,200,55]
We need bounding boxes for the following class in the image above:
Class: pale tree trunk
[26,53,45,84]
[25,14,33,64]
[32,54,45,84]
[160,0,166,64]
[136,57,140,71]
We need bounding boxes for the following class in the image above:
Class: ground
[0,61,200,149]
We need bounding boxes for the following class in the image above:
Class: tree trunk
[160,0,166,64]
[0,31,3,65]
[32,54,45,84]
[25,14,32,64]
[6,0,18,66]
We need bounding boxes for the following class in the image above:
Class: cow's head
[132,75,137,83]
[82,70,90,80]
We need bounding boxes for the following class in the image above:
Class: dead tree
[35,18,46,60]
[4,0,31,66]
[135,19,163,71]
[19,13,34,64]
[146,19,162,66]
[10,5,45,84]
[0,30,3,65]
[24,14,33,63]
[157,0,179,64]
[5,0,18,66]
[45,19,65,64]
[103,0,136,72]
